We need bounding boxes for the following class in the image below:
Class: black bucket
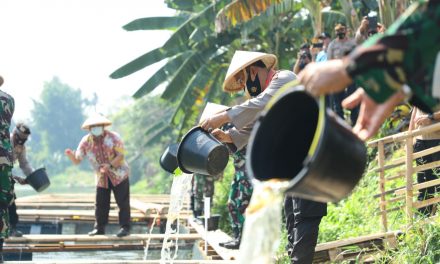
[26,167,50,192]
[177,127,229,175]
[247,85,367,203]
[159,143,179,173]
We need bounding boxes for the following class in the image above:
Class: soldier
[219,146,252,250]
[192,173,219,222]
[0,75,15,263]
[300,0,440,141]
[8,123,35,237]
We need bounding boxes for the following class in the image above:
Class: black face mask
[246,72,262,97]
[337,32,346,39]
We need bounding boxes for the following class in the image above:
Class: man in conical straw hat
[199,50,327,263]
[65,113,131,237]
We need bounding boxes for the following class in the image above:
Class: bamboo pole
[377,141,388,231]
[368,122,440,147]
[405,137,414,227]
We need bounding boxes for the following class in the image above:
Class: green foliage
[28,76,87,175]
[378,219,440,263]
[212,159,235,234]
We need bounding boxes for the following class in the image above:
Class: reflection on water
[239,180,289,264]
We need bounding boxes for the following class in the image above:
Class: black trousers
[332,83,359,126]
[414,139,440,216]
[95,178,130,229]
[8,202,18,227]
[284,197,327,264]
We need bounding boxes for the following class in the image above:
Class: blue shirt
[316,50,327,62]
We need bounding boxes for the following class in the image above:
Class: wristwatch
[428,113,435,121]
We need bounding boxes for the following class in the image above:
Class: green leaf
[110,46,181,79]
[132,52,192,98]
[123,16,189,31]
[161,47,217,101]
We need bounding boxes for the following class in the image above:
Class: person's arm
[293,58,301,74]
[408,107,418,131]
[346,1,440,112]
[65,149,82,165]
[355,17,369,45]
[326,41,335,60]
[17,147,34,177]
[226,71,297,130]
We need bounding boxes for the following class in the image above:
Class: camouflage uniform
[192,173,220,214]
[227,147,253,234]
[0,90,15,239]
[346,0,440,113]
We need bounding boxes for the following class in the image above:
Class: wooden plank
[405,137,414,226]
[377,142,388,231]
[372,145,440,174]
[413,196,440,209]
[379,196,404,206]
[413,160,440,174]
[6,260,235,264]
[189,220,239,261]
[395,178,440,196]
[373,186,405,199]
[368,123,440,147]
[130,199,166,215]
[5,233,202,243]
[17,209,146,219]
[385,170,405,181]
[314,231,400,252]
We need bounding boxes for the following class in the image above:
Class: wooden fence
[368,122,440,231]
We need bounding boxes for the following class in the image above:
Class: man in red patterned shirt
[65,113,130,237]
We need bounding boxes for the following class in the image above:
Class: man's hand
[13,176,27,185]
[299,59,353,96]
[65,149,74,158]
[100,164,111,174]
[377,23,386,33]
[342,88,405,141]
[211,129,233,143]
[415,115,432,126]
[359,16,369,33]
[199,112,229,132]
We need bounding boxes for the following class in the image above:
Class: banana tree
[111,0,311,145]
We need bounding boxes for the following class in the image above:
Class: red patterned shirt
[75,130,129,188]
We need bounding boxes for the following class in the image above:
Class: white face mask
[90,126,104,136]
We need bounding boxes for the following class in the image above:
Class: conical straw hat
[81,113,112,130]
[199,102,229,123]
[223,51,277,93]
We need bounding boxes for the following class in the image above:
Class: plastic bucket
[159,143,179,173]
[26,167,50,192]
[177,127,229,175]
[247,85,367,203]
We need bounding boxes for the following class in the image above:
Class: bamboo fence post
[377,141,388,231]
[405,137,414,227]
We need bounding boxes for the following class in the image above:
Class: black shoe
[223,238,240,249]
[9,227,23,237]
[219,239,235,247]
[88,228,105,236]
[116,227,129,237]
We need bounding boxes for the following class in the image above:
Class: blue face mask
[90,126,104,136]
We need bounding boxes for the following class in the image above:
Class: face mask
[90,126,104,136]
[245,71,262,97]
[337,32,346,39]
